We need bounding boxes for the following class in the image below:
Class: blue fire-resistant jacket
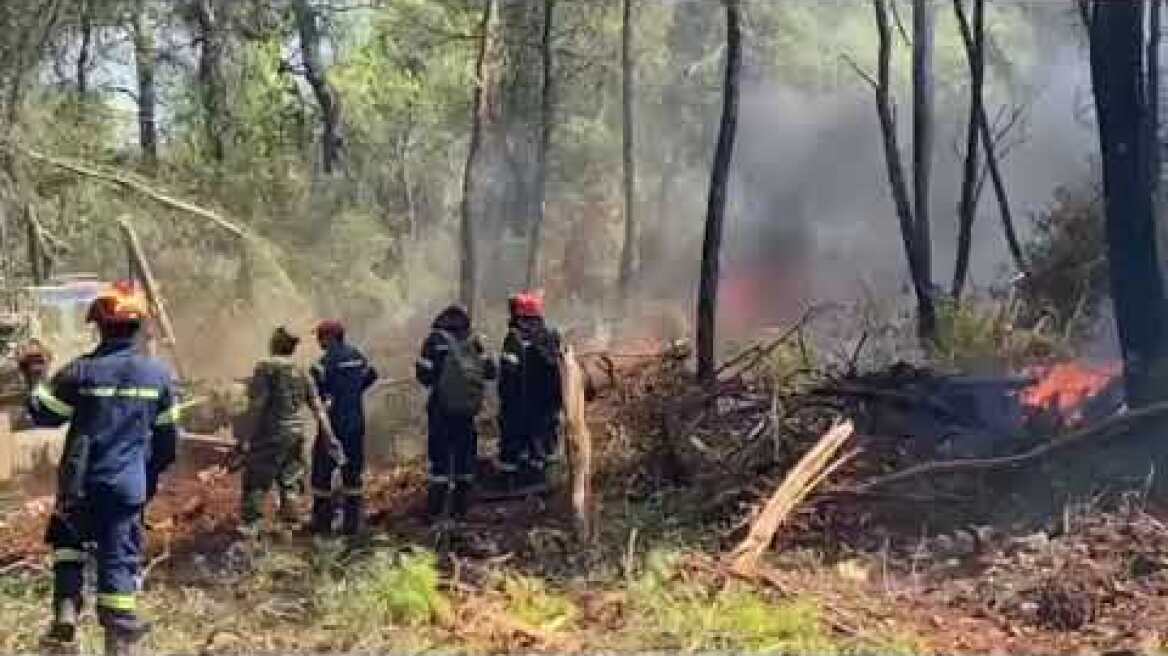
[311,342,377,441]
[27,338,180,507]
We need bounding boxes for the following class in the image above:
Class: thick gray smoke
[630,1,1096,340]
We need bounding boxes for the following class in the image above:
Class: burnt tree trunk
[460,0,497,311]
[131,0,158,169]
[77,0,92,96]
[1090,0,1168,407]
[911,0,936,338]
[869,0,932,343]
[192,0,227,162]
[292,0,342,174]
[951,0,983,300]
[696,0,742,384]
[526,0,555,289]
[618,0,638,297]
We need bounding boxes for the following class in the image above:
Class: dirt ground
[1,450,1166,654]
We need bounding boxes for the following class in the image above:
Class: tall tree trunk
[1146,0,1161,198]
[911,0,936,338]
[869,0,932,343]
[460,0,497,312]
[951,0,984,300]
[618,0,638,297]
[131,0,158,169]
[76,0,92,96]
[192,0,226,162]
[526,0,554,289]
[1090,0,1168,407]
[696,0,742,385]
[4,0,65,127]
[292,0,342,174]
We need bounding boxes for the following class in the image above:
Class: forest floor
[0,454,1166,654]
[1,335,1166,654]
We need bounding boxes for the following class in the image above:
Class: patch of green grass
[501,574,578,633]
[316,548,451,633]
[625,550,834,653]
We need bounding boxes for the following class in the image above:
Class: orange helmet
[511,291,544,318]
[315,319,345,341]
[86,279,151,326]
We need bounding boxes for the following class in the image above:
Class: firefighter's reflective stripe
[155,398,199,426]
[496,460,519,472]
[311,487,332,499]
[342,485,363,496]
[80,386,161,399]
[501,352,520,366]
[427,474,450,484]
[33,384,74,418]
[338,360,366,369]
[416,357,434,370]
[53,548,87,564]
[455,473,474,482]
[96,593,136,611]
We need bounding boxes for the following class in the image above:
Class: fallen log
[727,421,854,575]
[11,142,245,238]
[853,399,1168,493]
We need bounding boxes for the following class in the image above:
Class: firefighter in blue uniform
[18,280,180,655]
[497,291,563,491]
[415,304,496,521]
[309,319,378,536]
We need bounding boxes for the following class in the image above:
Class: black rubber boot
[98,609,150,656]
[451,482,472,520]
[40,596,80,654]
[341,496,363,536]
[310,497,335,536]
[425,483,448,522]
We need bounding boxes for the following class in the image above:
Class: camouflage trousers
[241,435,306,526]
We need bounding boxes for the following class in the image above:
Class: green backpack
[435,330,486,417]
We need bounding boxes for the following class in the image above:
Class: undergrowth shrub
[316,549,451,634]
[627,550,831,652]
[1016,182,1107,340]
[501,575,578,632]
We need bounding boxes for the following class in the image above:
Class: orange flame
[1020,361,1122,420]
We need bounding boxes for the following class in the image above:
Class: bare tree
[131,0,158,169]
[618,0,638,297]
[460,0,498,311]
[1089,0,1168,406]
[951,0,983,299]
[696,0,742,384]
[292,0,342,174]
[76,0,93,96]
[911,0,936,337]
[855,0,936,342]
[525,0,555,289]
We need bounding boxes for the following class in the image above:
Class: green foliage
[1017,182,1107,340]
[931,296,1068,373]
[501,574,578,633]
[317,549,452,631]
[627,550,832,652]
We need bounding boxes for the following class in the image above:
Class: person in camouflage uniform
[239,326,340,536]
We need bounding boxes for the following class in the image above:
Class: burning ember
[1021,361,1123,425]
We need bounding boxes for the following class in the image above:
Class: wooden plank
[0,411,13,483]
[117,217,184,379]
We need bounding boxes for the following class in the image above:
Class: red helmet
[512,291,544,318]
[315,319,345,341]
[86,279,151,326]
